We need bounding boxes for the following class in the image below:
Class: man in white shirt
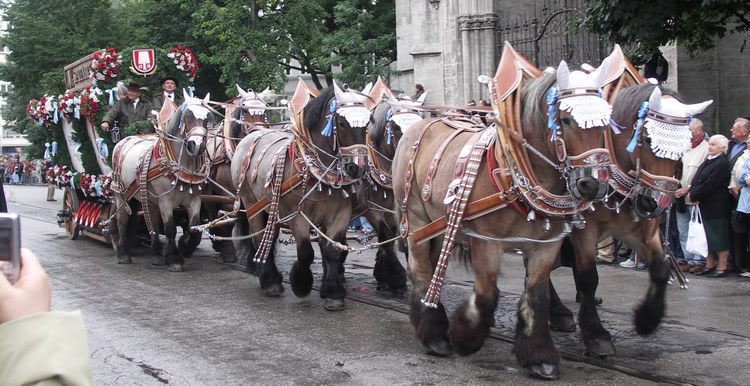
[674,118,709,271]
[152,76,184,110]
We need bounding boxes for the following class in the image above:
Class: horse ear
[182,89,191,102]
[648,87,662,111]
[236,84,248,98]
[258,87,273,102]
[684,100,713,116]
[203,93,211,103]
[333,82,346,101]
[361,82,373,95]
[557,61,570,89]
[416,92,427,104]
[592,57,611,88]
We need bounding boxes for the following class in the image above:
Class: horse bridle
[324,100,369,171]
[537,86,612,201]
[609,104,683,218]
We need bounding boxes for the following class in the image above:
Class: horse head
[524,58,613,201]
[172,90,213,157]
[368,80,424,161]
[236,84,273,126]
[613,84,712,218]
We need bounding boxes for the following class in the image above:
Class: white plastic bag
[686,207,708,257]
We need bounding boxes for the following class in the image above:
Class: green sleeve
[101,101,121,124]
[0,311,92,386]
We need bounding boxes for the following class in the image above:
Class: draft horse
[231,81,370,310]
[110,91,213,272]
[552,77,712,356]
[393,51,614,380]
[355,79,426,292]
[205,85,275,260]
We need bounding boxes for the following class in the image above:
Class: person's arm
[0,249,92,386]
[100,101,122,131]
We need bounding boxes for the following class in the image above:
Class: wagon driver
[100,82,154,134]
[152,76,184,110]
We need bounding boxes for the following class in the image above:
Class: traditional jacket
[152,92,184,111]
[102,98,153,129]
[680,138,708,205]
[689,155,731,220]
[0,311,92,385]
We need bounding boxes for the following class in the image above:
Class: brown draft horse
[204,85,274,261]
[231,82,370,310]
[392,60,613,380]
[551,81,713,356]
[354,88,425,292]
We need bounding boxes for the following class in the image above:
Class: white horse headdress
[236,84,273,116]
[182,89,210,120]
[641,87,712,160]
[333,82,371,128]
[554,58,613,129]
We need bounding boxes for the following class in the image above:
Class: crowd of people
[0,155,48,186]
[600,117,750,279]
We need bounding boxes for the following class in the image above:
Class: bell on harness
[111,120,121,143]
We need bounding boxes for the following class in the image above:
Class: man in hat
[100,82,153,134]
[152,76,184,110]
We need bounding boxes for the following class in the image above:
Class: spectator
[413,84,425,101]
[675,118,709,272]
[689,134,732,277]
[735,133,750,277]
[0,249,92,384]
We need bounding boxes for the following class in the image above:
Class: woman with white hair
[688,134,732,277]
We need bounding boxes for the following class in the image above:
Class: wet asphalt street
[6,184,750,385]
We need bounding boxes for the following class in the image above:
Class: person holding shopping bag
[688,135,732,277]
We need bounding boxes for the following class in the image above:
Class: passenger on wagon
[100,82,154,135]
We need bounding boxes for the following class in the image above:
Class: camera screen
[0,229,12,261]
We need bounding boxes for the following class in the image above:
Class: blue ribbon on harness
[626,101,649,153]
[385,109,393,145]
[546,87,559,140]
[322,99,337,137]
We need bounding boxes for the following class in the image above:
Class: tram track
[212,258,695,385]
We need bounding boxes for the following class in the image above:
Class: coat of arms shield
[129,49,157,76]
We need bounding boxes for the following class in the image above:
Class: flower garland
[27,99,49,126]
[167,45,198,83]
[58,90,78,119]
[47,165,113,198]
[78,86,103,122]
[89,48,122,84]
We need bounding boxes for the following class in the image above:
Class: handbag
[686,207,708,257]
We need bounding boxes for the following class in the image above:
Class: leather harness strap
[422,128,467,202]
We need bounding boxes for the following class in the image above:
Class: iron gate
[496,0,606,68]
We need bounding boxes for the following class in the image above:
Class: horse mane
[229,107,243,139]
[303,87,335,131]
[165,106,182,135]
[611,83,682,127]
[520,73,558,145]
[369,102,391,145]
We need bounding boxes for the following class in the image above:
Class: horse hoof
[152,257,166,266]
[324,298,345,311]
[527,363,560,380]
[168,264,184,272]
[549,315,577,332]
[584,338,616,357]
[264,283,285,297]
[426,340,453,357]
[117,256,132,264]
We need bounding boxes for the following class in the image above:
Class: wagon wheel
[99,204,114,249]
[62,188,80,240]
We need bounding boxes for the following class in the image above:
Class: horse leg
[569,231,615,357]
[114,198,132,264]
[177,196,202,258]
[288,217,315,297]
[449,239,499,355]
[318,224,348,311]
[258,223,284,297]
[232,213,256,271]
[158,201,182,272]
[372,214,407,293]
[514,244,561,380]
[633,226,669,335]
[408,233,452,356]
[149,205,165,266]
[548,238,576,332]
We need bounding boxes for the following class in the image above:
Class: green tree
[577,0,750,59]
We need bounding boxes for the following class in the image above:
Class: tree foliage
[577,0,750,59]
